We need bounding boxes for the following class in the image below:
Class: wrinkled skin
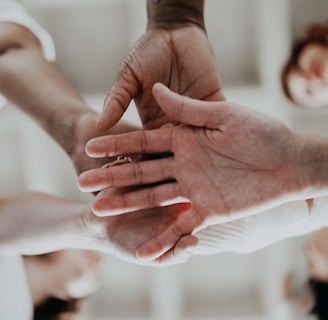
[68,111,139,176]
[97,27,224,130]
[79,84,307,260]
[83,201,198,266]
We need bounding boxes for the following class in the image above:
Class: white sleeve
[0,0,55,62]
[194,197,328,255]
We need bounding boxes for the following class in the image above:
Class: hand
[68,111,139,176]
[97,26,224,130]
[82,200,198,266]
[78,83,313,260]
[0,191,196,265]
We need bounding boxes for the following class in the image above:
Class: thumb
[97,69,139,130]
[152,83,228,129]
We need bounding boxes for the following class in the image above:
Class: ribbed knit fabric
[194,197,328,255]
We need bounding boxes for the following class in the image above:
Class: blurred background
[2,0,328,319]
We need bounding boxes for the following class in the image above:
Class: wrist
[78,206,109,251]
[58,107,93,157]
[147,0,205,30]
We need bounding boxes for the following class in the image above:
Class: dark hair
[33,297,82,320]
[308,278,328,320]
[281,22,328,103]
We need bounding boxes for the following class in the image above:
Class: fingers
[85,127,174,158]
[152,83,229,128]
[136,214,198,261]
[172,235,199,257]
[152,235,199,265]
[91,183,188,216]
[97,69,139,131]
[78,158,175,193]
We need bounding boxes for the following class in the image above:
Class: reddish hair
[281,22,328,103]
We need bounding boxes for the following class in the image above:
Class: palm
[100,26,224,129]
[86,105,299,223]
[88,203,196,266]
[167,110,298,223]
[78,85,304,259]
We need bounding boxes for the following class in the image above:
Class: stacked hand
[82,201,198,266]
[79,83,308,261]
[97,25,224,131]
[89,18,224,264]
[68,110,139,176]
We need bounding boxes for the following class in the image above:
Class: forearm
[294,131,328,199]
[0,193,88,255]
[0,32,139,159]
[147,0,205,30]
[0,45,89,152]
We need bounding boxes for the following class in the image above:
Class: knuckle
[139,130,148,154]
[104,168,113,186]
[171,222,184,239]
[132,162,145,185]
[146,189,158,207]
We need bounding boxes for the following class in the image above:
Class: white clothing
[195,197,328,255]
[0,1,56,318]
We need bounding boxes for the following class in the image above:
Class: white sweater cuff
[194,200,311,255]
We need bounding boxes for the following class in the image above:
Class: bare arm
[0,23,87,149]
[0,192,196,266]
[0,192,87,255]
[0,22,139,174]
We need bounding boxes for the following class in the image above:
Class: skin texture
[79,83,328,260]
[0,23,139,176]
[0,192,197,266]
[0,22,198,265]
[97,0,224,131]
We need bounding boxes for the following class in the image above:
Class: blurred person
[24,250,103,320]
[303,227,328,320]
[276,228,328,320]
[0,192,196,317]
[281,21,328,109]
[304,227,328,282]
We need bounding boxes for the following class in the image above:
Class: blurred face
[287,44,328,108]
[304,228,328,281]
[49,249,103,300]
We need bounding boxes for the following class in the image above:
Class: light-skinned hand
[79,83,327,260]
